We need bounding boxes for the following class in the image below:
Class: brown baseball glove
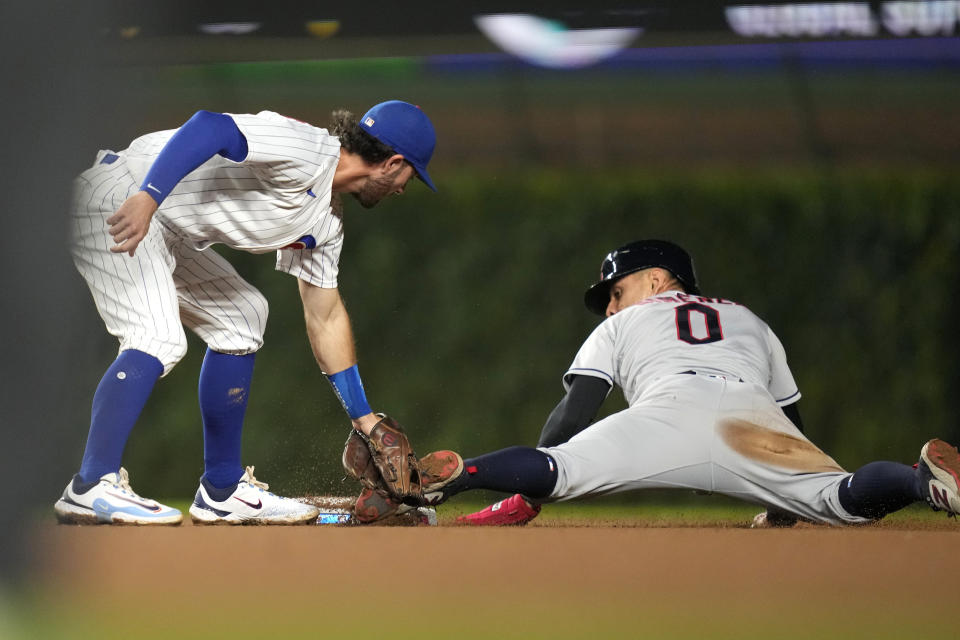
[342,414,423,505]
[342,429,384,490]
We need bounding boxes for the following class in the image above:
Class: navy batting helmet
[583,239,700,315]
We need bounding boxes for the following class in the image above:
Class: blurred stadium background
[2,0,958,581]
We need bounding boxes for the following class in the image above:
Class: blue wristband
[326,365,372,420]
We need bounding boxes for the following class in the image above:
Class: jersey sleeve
[766,326,801,405]
[226,111,341,192]
[563,321,618,391]
[275,227,343,288]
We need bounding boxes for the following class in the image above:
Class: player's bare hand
[107,191,159,257]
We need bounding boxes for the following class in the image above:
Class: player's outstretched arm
[299,280,423,502]
[297,280,378,435]
[537,374,610,447]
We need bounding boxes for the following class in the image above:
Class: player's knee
[190,284,269,355]
[120,331,189,377]
[252,288,270,325]
[157,337,189,376]
[535,447,569,501]
[230,283,270,344]
[238,288,269,351]
[203,325,265,356]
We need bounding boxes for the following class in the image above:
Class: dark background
[3,1,958,581]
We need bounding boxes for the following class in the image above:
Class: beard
[352,170,401,209]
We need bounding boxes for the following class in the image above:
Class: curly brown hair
[330,109,396,165]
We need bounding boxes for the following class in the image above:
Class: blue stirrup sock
[448,446,559,500]
[837,461,923,519]
[199,349,255,490]
[78,349,164,483]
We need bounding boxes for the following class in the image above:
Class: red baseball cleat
[456,493,541,526]
[918,439,960,516]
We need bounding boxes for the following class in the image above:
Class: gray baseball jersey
[71,111,345,373]
[542,290,867,525]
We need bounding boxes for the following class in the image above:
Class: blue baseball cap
[359,100,437,192]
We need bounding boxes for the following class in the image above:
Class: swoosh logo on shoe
[233,496,262,509]
[105,491,161,512]
[930,484,951,509]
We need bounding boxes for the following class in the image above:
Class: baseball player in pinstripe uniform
[418,240,960,526]
[55,101,437,525]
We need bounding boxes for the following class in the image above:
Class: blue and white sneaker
[918,439,960,516]
[54,467,182,525]
[189,466,320,525]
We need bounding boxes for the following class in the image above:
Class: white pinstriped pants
[70,151,268,374]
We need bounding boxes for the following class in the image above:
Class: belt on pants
[678,370,744,383]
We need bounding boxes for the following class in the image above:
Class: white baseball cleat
[54,467,182,525]
[189,466,320,525]
[917,439,960,516]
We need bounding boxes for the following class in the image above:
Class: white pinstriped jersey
[121,111,344,288]
[565,290,800,406]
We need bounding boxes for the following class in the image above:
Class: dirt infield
[24,515,960,640]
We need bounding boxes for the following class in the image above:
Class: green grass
[133,492,955,530]
[437,495,949,528]
[158,493,951,528]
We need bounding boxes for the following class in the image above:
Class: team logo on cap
[363,117,375,127]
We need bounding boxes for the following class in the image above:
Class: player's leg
[58,156,187,524]
[353,446,554,525]
[351,441,553,524]
[539,375,721,503]
[369,376,714,524]
[742,448,957,525]
[71,188,186,478]
[428,446,559,503]
[708,380,956,524]
[705,379,862,525]
[76,350,164,483]
[441,446,553,526]
[836,461,923,519]
[197,349,255,488]
[431,378,717,511]
[174,246,265,489]
[174,247,317,524]
[838,440,960,519]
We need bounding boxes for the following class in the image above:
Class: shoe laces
[112,467,144,499]
[240,466,271,492]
